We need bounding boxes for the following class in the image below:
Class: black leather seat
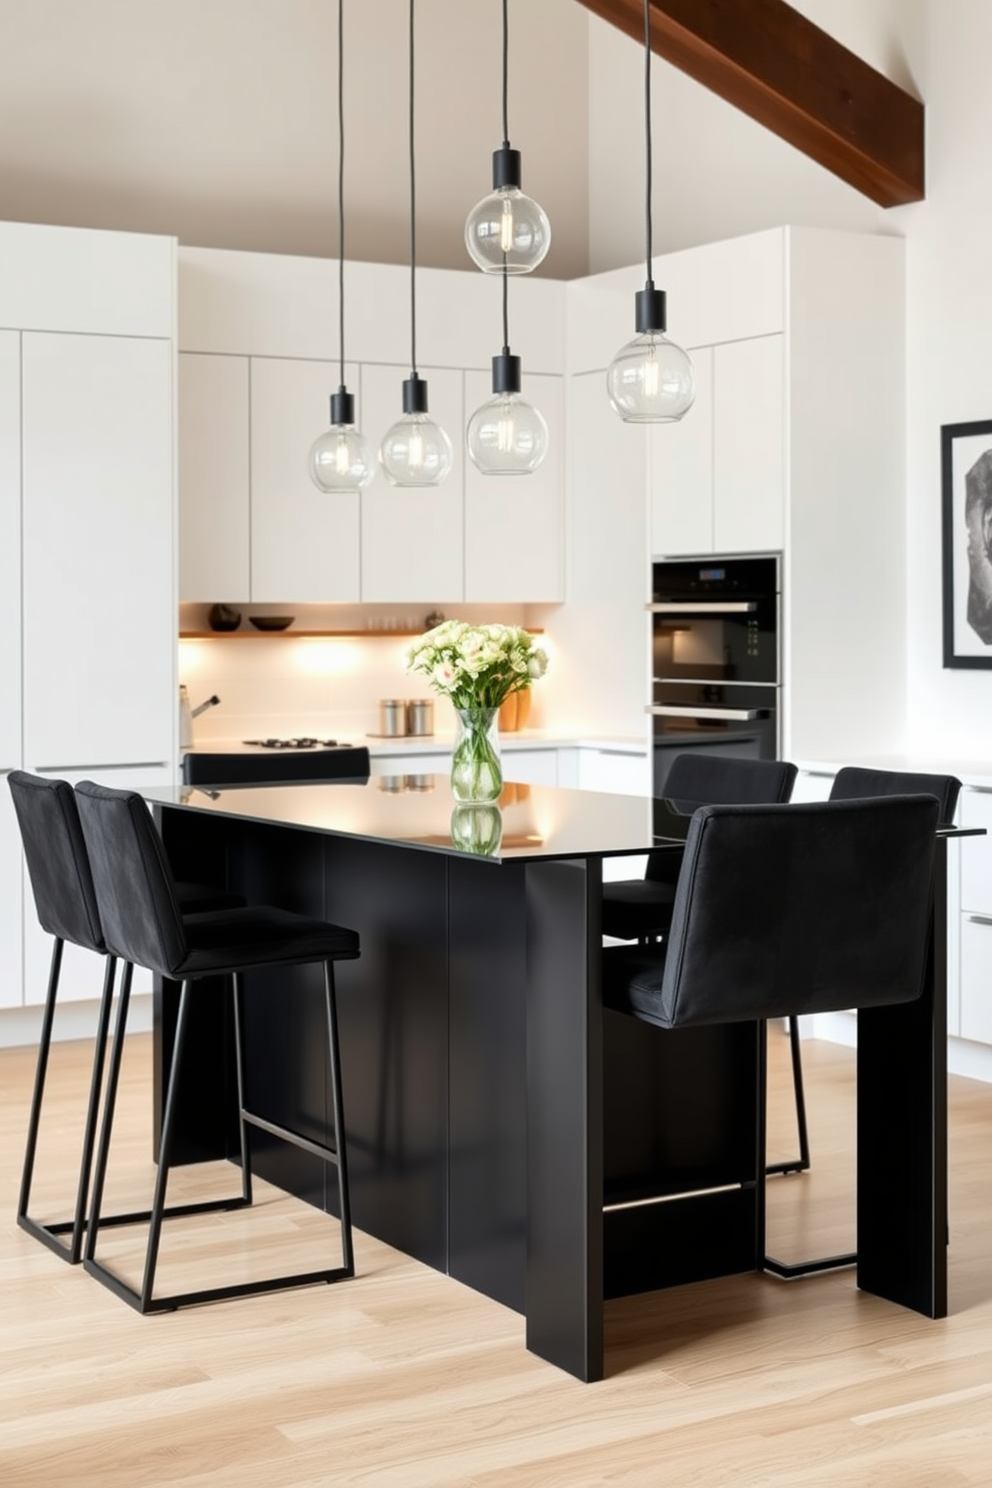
[602,754,805,1172]
[74,780,361,1314]
[829,765,961,823]
[7,770,243,1266]
[605,795,939,1028]
[181,746,371,787]
[603,755,799,942]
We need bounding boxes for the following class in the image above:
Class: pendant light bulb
[310,391,375,494]
[465,149,551,275]
[607,296,695,423]
[380,380,454,487]
[465,0,550,276]
[608,0,694,424]
[309,0,373,495]
[381,0,454,489]
[467,353,548,475]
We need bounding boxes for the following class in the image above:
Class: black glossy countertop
[142,778,693,864]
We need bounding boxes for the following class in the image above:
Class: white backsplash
[178,602,553,744]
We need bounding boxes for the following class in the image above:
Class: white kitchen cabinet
[462,371,564,603]
[649,335,783,559]
[957,787,992,1045]
[712,335,784,554]
[960,915,992,1046]
[0,331,20,771]
[250,356,361,603]
[650,347,713,557]
[789,769,835,803]
[0,781,23,1010]
[21,331,175,770]
[504,748,558,786]
[359,363,465,603]
[179,352,250,602]
[20,765,174,1007]
[0,332,22,1011]
[577,748,650,797]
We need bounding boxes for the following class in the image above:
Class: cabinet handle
[33,761,169,774]
[966,915,992,927]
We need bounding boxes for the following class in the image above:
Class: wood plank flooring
[2,1027,992,1486]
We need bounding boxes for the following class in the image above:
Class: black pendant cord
[337,0,347,395]
[501,0,510,150]
[643,0,653,284]
[502,266,510,358]
[408,0,418,378]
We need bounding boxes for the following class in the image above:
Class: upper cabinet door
[0,331,20,768]
[21,332,174,768]
[250,357,361,602]
[359,363,465,604]
[713,335,784,554]
[179,352,250,602]
[463,371,563,602]
[649,346,714,558]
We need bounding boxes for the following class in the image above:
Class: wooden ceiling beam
[575,0,924,207]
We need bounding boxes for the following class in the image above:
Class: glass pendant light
[379,0,453,488]
[309,0,374,494]
[607,0,695,424]
[464,0,550,276]
[467,271,548,475]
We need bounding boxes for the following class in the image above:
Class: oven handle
[646,704,767,721]
[647,601,757,614]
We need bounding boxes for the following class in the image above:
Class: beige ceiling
[0,0,591,278]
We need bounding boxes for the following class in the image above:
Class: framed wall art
[941,419,992,669]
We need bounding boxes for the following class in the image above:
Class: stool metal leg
[84,971,248,1313]
[86,961,356,1313]
[324,960,354,1277]
[766,1017,812,1177]
[18,941,119,1265]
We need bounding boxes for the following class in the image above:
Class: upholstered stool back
[8,771,104,951]
[622,794,939,1029]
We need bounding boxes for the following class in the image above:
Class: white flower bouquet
[405,620,548,710]
[406,621,549,802]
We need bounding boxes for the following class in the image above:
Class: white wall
[0,0,590,279]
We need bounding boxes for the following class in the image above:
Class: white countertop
[795,754,992,790]
[184,730,648,759]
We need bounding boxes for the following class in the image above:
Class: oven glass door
[649,683,779,796]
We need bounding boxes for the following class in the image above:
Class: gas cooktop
[242,737,351,750]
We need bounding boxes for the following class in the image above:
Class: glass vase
[450,707,503,803]
[450,803,503,857]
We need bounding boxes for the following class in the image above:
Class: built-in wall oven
[648,555,781,795]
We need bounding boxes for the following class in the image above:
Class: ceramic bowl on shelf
[248,615,295,632]
[207,603,242,632]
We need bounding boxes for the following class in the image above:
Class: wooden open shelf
[179,627,544,640]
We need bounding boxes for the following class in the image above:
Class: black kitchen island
[144,778,951,1382]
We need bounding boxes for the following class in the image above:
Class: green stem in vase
[451,707,503,803]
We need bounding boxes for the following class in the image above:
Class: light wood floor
[2,1028,992,1487]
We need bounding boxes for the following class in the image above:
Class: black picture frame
[941,419,992,669]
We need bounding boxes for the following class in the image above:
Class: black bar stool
[7,770,243,1265]
[600,755,809,1175]
[74,780,361,1314]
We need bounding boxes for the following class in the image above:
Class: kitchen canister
[378,699,408,737]
[406,699,434,736]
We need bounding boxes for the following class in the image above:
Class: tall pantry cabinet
[0,223,177,1010]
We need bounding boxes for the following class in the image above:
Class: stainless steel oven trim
[647,705,768,722]
[647,601,757,614]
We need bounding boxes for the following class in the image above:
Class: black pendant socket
[492,352,522,395]
[635,285,667,335]
[402,374,429,415]
[492,146,522,191]
[330,388,355,426]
